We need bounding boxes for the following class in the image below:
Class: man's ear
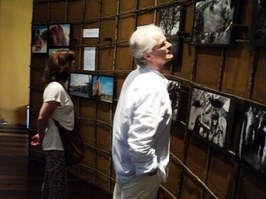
[143,52,152,60]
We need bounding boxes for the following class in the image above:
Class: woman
[31,50,76,199]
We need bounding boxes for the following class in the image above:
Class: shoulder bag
[53,119,84,166]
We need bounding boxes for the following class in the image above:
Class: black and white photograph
[48,23,71,47]
[187,87,234,151]
[91,75,115,103]
[238,101,266,176]
[69,73,92,99]
[192,0,236,46]
[250,0,266,46]
[168,79,182,122]
[158,5,183,68]
[32,24,48,53]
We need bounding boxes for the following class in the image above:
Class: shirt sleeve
[43,83,65,106]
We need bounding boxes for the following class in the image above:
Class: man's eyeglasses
[153,40,171,50]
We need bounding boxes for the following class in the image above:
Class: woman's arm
[31,101,59,146]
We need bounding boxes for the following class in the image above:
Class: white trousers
[113,174,161,199]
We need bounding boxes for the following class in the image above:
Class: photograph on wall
[158,5,183,68]
[91,75,115,103]
[69,73,92,99]
[48,23,71,47]
[32,24,48,53]
[192,0,237,46]
[168,79,182,122]
[250,0,266,46]
[238,101,266,176]
[187,86,235,152]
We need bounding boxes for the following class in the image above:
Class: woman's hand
[31,134,41,146]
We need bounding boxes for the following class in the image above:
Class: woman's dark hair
[43,50,75,85]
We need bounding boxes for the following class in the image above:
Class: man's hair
[42,50,75,85]
[129,24,164,67]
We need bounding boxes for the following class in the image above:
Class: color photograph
[69,73,92,98]
[32,24,48,53]
[48,23,71,47]
[92,75,115,103]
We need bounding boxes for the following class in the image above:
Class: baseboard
[0,124,27,133]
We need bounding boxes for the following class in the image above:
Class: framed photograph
[238,101,266,177]
[31,24,48,53]
[192,0,237,46]
[91,75,115,103]
[168,79,182,122]
[69,73,92,99]
[250,0,266,46]
[187,86,235,152]
[158,5,183,68]
[48,23,71,47]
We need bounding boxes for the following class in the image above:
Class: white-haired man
[112,24,173,199]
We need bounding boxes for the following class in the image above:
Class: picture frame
[187,86,235,152]
[250,0,266,46]
[69,73,92,99]
[48,23,71,47]
[168,79,182,122]
[91,75,115,103]
[238,101,266,177]
[157,4,183,69]
[31,24,48,54]
[191,0,237,46]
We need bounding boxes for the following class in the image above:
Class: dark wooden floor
[0,131,112,199]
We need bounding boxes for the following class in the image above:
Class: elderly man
[112,24,173,199]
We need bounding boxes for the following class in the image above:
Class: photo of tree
[192,0,236,46]
[158,5,183,69]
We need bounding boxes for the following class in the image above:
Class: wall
[28,0,266,199]
[0,0,32,126]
